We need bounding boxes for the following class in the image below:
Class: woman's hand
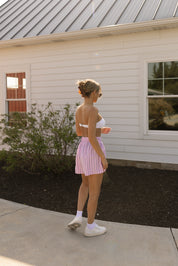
[101,127,111,134]
[101,157,108,170]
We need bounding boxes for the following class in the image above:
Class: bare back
[75,104,102,137]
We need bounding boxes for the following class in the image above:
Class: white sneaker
[84,224,107,237]
[68,216,82,230]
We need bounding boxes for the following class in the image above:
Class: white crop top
[79,117,105,129]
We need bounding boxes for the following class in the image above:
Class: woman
[68,79,111,237]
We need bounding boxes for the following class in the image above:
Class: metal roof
[0,0,178,41]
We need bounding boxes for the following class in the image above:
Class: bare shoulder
[88,106,99,122]
[75,104,83,115]
[76,104,82,111]
[90,106,98,114]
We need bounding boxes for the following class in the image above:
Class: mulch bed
[0,164,177,228]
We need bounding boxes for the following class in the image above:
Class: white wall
[0,27,178,164]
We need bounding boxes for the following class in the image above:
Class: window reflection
[164,61,178,78]
[7,77,18,89]
[23,78,26,89]
[148,61,178,96]
[148,80,163,95]
[6,73,26,99]
[148,62,163,79]
[164,79,178,95]
[6,73,26,123]
[149,98,178,130]
[148,61,178,131]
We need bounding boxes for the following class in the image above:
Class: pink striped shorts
[75,137,106,176]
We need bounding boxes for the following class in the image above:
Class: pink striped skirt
[75,137,106,176]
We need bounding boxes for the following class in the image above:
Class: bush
[0,103,79,176]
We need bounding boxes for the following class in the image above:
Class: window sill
[143,130,178,141]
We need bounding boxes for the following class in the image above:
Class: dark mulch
[0,164,177,228]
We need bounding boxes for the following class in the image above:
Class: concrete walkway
[0,199,177,266]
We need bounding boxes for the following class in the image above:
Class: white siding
[0,27,178,164]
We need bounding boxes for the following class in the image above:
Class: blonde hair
[77,79,101,98]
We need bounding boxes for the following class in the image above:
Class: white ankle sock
[76,210,83,217]
[87,221,96,230]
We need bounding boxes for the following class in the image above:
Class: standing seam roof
[0,0,178,41]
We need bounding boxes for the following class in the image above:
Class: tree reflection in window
[148,61,178,131]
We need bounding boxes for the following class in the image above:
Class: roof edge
[0,17,178,49]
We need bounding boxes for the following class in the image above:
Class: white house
[0,0,178,169]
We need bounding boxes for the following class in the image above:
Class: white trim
[147,95,178,98]
[140,56,178,141]
[6,99,26,101]
[1,64,31,114]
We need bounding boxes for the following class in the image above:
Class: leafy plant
[0,103,79,176]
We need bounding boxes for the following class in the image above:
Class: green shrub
[0,103,79,176]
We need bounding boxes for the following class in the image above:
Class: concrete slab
[0,198,28,216]
[172,228,178,250]
[0,199,177,266]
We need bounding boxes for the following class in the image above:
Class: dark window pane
[7,101,27,125]
[8,101,26,114]
[165,79,178,95]
[149,98,178,130]
[164,61,178,78]
[148,62,163,79]
[148,80,163,95]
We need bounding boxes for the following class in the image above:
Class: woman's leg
[77,174,89,211]
[87,173,103,224]
[68,174,88,229]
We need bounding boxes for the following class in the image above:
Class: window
[6,73,27,122]
[7,77,18,89]
[147,61,178,131]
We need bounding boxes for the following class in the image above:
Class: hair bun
[76,79,100,98]
[78,80,85,90]
[77,80,86,96]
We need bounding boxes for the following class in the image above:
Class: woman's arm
[88,107,108,169]
[101,127,111,134]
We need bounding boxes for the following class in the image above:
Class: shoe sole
[84,230,107,237]
[68,223,81,230]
